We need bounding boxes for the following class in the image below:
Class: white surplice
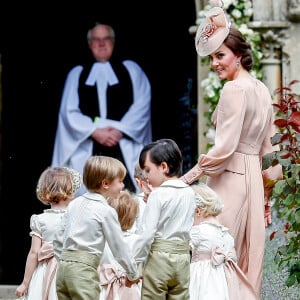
[52,60,152,194]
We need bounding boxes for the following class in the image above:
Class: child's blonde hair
[108,190,139,231]
[191,182,224,217]
[83,156,126,192]
[36,166,82,205]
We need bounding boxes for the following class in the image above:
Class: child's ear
[102,179,110,189]
[195,207,201,216]
[161,161,169,173]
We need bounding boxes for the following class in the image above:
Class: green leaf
[286,274,296,287]
[277,156,292,167]
[284,194,295,206]
[291,164,300,174]
[271,133,284,145]
[273,180,287,196]
[295,209,300,223]
[262,152,275,170]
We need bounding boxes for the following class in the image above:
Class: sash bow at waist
[191,246,237,265]
[191,247,256,300]
[99,264,140,300]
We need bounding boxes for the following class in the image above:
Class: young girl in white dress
[99,189,141,300]
[15,166,81,300]
[189,182,256,300]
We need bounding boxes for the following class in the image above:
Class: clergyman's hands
[92,127,123,147]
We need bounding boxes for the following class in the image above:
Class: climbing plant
[263,80,300,288]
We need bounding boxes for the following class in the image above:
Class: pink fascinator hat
[195,0,231,56]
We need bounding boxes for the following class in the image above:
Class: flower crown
[64,167,82,194]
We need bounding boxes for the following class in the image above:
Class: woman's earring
[236,61,241,69]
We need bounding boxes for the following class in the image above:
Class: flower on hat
[195,2,231,56]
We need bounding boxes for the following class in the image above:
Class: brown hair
[83,156,126,192]
[36,167,75,205]
[224,27,253,71]
[108,190,138,231]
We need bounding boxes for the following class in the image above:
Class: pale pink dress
[184,75,282,298]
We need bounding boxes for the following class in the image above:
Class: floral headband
[195,0,231,56]
[64,167,82,194]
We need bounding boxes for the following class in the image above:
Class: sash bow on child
[99,263,140,300]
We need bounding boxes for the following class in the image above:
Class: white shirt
[58,192,139,281]
[133,179,196,264]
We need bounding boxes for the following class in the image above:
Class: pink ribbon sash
[192,247,257,300]
[99,263,140,300]
[38,241,57,300]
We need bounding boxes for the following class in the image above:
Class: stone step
[0,285,18,300]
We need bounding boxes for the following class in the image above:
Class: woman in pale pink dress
[15,166,81,300]
[182,1,282,298]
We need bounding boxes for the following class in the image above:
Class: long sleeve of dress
[183,83,247,183]
[183,78,282,185]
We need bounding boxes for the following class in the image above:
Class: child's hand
[125,275,143,287]
[15,283,27,298]
[141,181,152,203]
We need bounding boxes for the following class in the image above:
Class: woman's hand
[264,204,271,227]
[264,183,273,227]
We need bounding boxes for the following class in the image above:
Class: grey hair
[87,23,116,41]
[191,182,224,217]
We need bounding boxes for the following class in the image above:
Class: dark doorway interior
[0,1,197,283]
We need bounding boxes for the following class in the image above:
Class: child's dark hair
[139,138,183,177]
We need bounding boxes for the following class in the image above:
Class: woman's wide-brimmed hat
[195,1,231,57]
